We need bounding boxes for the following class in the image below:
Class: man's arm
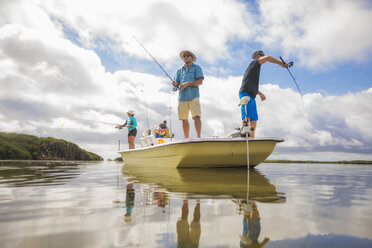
[188,77,204,86]
[258,56,288,67]
[180,77,204,90]
[257,91,266,101]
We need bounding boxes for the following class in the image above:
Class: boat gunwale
[119,137,284,153]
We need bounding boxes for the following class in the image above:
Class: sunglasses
[183,54,192,58]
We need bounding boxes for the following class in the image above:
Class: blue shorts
[239,92,258,121]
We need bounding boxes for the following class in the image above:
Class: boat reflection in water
[122,165,285,202]
[122,165,286,247]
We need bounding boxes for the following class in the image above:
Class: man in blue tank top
[239,50,288,137]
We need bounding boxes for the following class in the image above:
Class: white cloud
[39,0,256,65]
[36,0,372,70]
[201,77,372,155]
[258,84,372,152]
[257,0,372,69]
[3,0,371,71]
[1,0,372,160]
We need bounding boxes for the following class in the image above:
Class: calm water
[0,161,372,248]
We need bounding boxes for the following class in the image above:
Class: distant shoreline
[2,159,371,165]
[0,160,101,163]
[264,160,372,165]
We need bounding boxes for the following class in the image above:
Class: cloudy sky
[1,0,372,160]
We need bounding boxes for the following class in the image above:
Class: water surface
[0,160,371,248]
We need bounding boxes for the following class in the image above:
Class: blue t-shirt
[125,116,137,131]
[174,63,204,101]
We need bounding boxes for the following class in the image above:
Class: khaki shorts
[178,97,201,120]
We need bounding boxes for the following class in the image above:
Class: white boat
[119,130,283,168]
[119,95,284,168]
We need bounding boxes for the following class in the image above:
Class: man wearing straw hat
[172,50,204,139]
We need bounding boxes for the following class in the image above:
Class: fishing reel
[288,61,293,68]
[172,86,179,91]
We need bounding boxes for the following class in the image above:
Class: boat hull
[119,138,283,168]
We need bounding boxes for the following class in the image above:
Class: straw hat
[127,110,135,115]
[179,50,196,63]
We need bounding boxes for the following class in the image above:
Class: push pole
[244,104,250,202]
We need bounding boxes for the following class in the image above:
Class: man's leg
[190,98,202,138]
[193,116,201,138]
[189,200,201,245]
[250,120,257,138]
[177,200,190,246]
[182,120,190,139]
[193,200,200,222]
[249,97,258,138]
[178,101,190,139]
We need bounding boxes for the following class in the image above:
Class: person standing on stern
[172,50,204,139]
[239,50,288,138]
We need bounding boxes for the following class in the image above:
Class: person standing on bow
[172,50,204,139]
[239,50,288,138]
[115,110,137,149]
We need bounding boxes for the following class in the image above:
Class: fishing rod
[280,56,304,106]
[69,117,120,126]
[132,35,178,91]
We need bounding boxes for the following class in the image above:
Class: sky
[0,0,372,160]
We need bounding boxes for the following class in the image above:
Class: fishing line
[280,56,304,106]
[132,35,178,91]
[141,89,150,129]
[169,94,172,138]
[244,105,250,202]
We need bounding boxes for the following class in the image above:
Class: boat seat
[143,128,151,136]
[145,135,156,146]
[139,138,148,148]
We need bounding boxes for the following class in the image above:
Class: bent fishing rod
[132,36,178,91]
[280,56,304,106]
